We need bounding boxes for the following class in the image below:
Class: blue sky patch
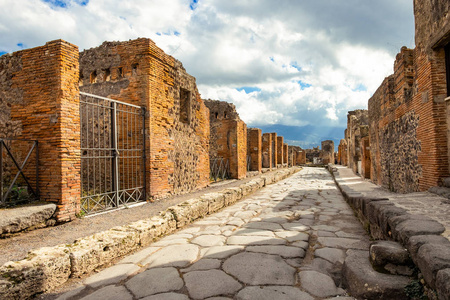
[352,83,367,92]
[237,86,261,94]
[269,57,274,62]
[297,80,311,90]
[17,43,26,49]
[290,62,302,72]
[42,0,68,8]
[0,51,7,56]
[190,0,198,10]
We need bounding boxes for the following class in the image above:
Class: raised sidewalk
[330,164,450,298]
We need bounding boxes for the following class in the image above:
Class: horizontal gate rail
[0,138,39,207]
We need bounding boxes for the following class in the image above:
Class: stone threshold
[0,167,301,300]
[328,165,450,300]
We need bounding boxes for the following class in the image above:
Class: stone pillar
[270,133,277,168]
[283,143,289,166]
[247,128,262,172]
[277,136,284,165]
[262,133,272,168]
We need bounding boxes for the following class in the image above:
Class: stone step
[428,186,450,202]
[369,241,414,276]
[343,250,411,300]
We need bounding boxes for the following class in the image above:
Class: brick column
[270,133,277,168]
[247,128,262,172]
[277,136,284,165]
[283,143,288,166]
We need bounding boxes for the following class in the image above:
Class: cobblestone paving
[53,168,367,300]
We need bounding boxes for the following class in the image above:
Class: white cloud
[0,0,415,145]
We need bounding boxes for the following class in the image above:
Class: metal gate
[80,92,146,214]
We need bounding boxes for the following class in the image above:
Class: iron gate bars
[247,155,251,171]
[80,92,146,215]
[0,138,39,207]
[210,157,230,182]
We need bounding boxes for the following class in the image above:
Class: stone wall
[337,139,348,166]
[204,99,247,179]
[283,143,288,166]
[247,128,262,172]
[0,40,80,221]
[270,133,277,168]
[79,38,210,199]
[321,140,335,165]
[288,145,305,166]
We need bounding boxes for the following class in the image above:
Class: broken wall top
[204,99,242,122]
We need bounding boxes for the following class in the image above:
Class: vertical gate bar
[142,107,146,200]
[112,101,119,207]
[35,141,39,198]
[103,102,106,197]
[0,140,3,205]
[97,97,100,197]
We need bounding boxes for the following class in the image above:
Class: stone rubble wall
[329,166,450,300]
[0,167,301,300]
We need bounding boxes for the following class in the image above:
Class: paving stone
[141,293,189,300]
[292,240,309,249]
[281,222,310,231]
[233,228,276,237]
[246,245,306,258]
[118,247,161,265]
[142,244,199,268]
[245,221,283,231]
[205,297,233,300]
[184,269,242,299]
[181,258,221,272]
[312,225,340,232]
[369,241,412,268]
[151,238,189,246]
[55,285,85,300]
[317,230,337,237]
[236,286,314,300]
[315,247,346,265]
[318,237,367,250]
[223,252,296,285]
[125,267,183,298]
[191,235,226,247]
[299,270,345,298]
[202,245,244,259]
[227,218,245,227]
[436,268,450,300]
[84,263,140,288]
[80,286,133,300]
[227,235,286,245]
[275,231,309,242]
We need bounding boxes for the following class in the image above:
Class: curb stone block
[0,245,71,300]
[394,219,445,244]
[367,201,395,230]
[406,235,450,265]
[416,243,450,289]
[167,198,208,228]
[200,193,225,214]
[436,268,450,300]
[376,206,408,239]
[125,219,162,246]
[69,228,139,277]
[223,187,242,206]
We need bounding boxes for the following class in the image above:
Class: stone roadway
[52,167,368,300]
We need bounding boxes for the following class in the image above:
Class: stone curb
[0,167,301,299]
[328,165,450,299]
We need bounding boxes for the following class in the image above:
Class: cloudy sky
[0,0,415,149]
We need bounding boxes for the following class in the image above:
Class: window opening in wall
[215,112,218,119]
[180,88,191,124]
[132,63,139,76]
[90,71,97,84]
[224,112,227,119]
[103,68,111,82]
[117,67,123,79]
[445,43,450,97]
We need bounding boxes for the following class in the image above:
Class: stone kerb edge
[0,167,301,299]
[328,167,449,297]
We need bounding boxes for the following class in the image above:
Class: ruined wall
[289,146,306,165]
[306,147,321,163]
[321,140,335,165]
[80,38,209,199]
[262,133,272,168]
[205,99,246,179]
[276,136,284,165]
[1,40,80,221]
[337,139,348,166]
[346,110,369,174]
[283,143,289,166]
[247,128,262,172]
[361,137,371,179]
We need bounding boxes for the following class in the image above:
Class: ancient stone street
[53,168,369,300]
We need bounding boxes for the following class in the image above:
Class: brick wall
[270,133,277,168]
[1,40,80,221]
[205,99,247,179]
[283,143,288,165]
[345,110,369,174]
[247,128,262,172]
[79,38,210,200]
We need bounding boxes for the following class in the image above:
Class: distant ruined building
[339,0,450,193]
